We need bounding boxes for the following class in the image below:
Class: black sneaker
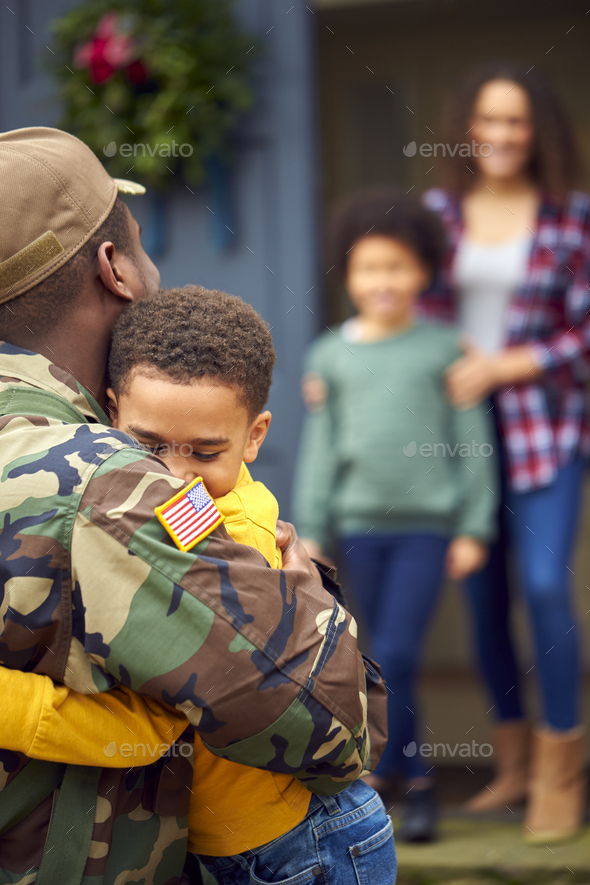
[398,785,437,842]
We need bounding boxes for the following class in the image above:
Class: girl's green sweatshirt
[293,321,498,549]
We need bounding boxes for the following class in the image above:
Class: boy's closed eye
[137,441,221,460]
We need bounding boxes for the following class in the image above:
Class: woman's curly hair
[109,285,276,418]
[440,61,581,201]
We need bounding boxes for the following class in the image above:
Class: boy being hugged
[294,191,498,843]
[0,286,395,885]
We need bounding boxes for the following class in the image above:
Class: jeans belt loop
[317,794,340,816]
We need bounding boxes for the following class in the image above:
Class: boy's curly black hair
[329,189,447,280]
[108,285,276,418]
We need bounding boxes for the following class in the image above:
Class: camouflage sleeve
[312,561,388,772]
[69,449,377,794]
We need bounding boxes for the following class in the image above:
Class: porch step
[395,816,590,881]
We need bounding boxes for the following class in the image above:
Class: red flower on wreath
[74,12,147,85]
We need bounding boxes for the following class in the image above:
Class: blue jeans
[198,780,396,885]
[465,456,585,730]
[339,533,449,779]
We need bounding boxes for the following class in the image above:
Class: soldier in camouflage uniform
[0,128,388,884]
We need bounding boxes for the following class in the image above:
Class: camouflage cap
[0,126,145,305]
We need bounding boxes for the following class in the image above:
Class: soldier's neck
[31,326,111,413]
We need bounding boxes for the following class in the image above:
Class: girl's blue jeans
[339,532,449,780]
[197,779,396,884]
[465,456,585,730]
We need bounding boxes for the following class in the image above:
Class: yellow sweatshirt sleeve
[1,667,187,766]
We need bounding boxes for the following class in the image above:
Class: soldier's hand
[276,520,322,583]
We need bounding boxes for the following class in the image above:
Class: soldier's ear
[106,388,119,427]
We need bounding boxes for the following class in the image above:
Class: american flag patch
[155,477,224,552]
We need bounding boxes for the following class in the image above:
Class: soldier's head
[107,285,276,498]
[0,128,159,347]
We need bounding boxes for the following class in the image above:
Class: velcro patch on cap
[155,477,224,552]
[0,231,64,302]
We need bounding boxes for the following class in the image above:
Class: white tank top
[453,232,532,353]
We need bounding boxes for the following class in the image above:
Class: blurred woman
[421,61,589,843]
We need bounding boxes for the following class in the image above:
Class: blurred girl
[293,191,497,842]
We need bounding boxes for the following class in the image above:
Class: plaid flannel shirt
[421,187,590,493]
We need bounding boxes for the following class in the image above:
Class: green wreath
[50,0,256,189]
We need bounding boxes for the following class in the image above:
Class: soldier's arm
[0,665,187,765]
[68,449,382,794]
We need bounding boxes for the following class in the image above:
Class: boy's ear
[106,388,119,427]
[243,411,272,464]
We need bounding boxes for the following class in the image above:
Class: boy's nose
[178,463,198,483]
[162,456,197,484]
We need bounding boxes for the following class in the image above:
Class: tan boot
[524,726,587,844]
[464,721,530,812]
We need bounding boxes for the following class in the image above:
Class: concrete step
[395,816,590,880]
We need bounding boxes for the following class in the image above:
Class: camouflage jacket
[0,345,387,884]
